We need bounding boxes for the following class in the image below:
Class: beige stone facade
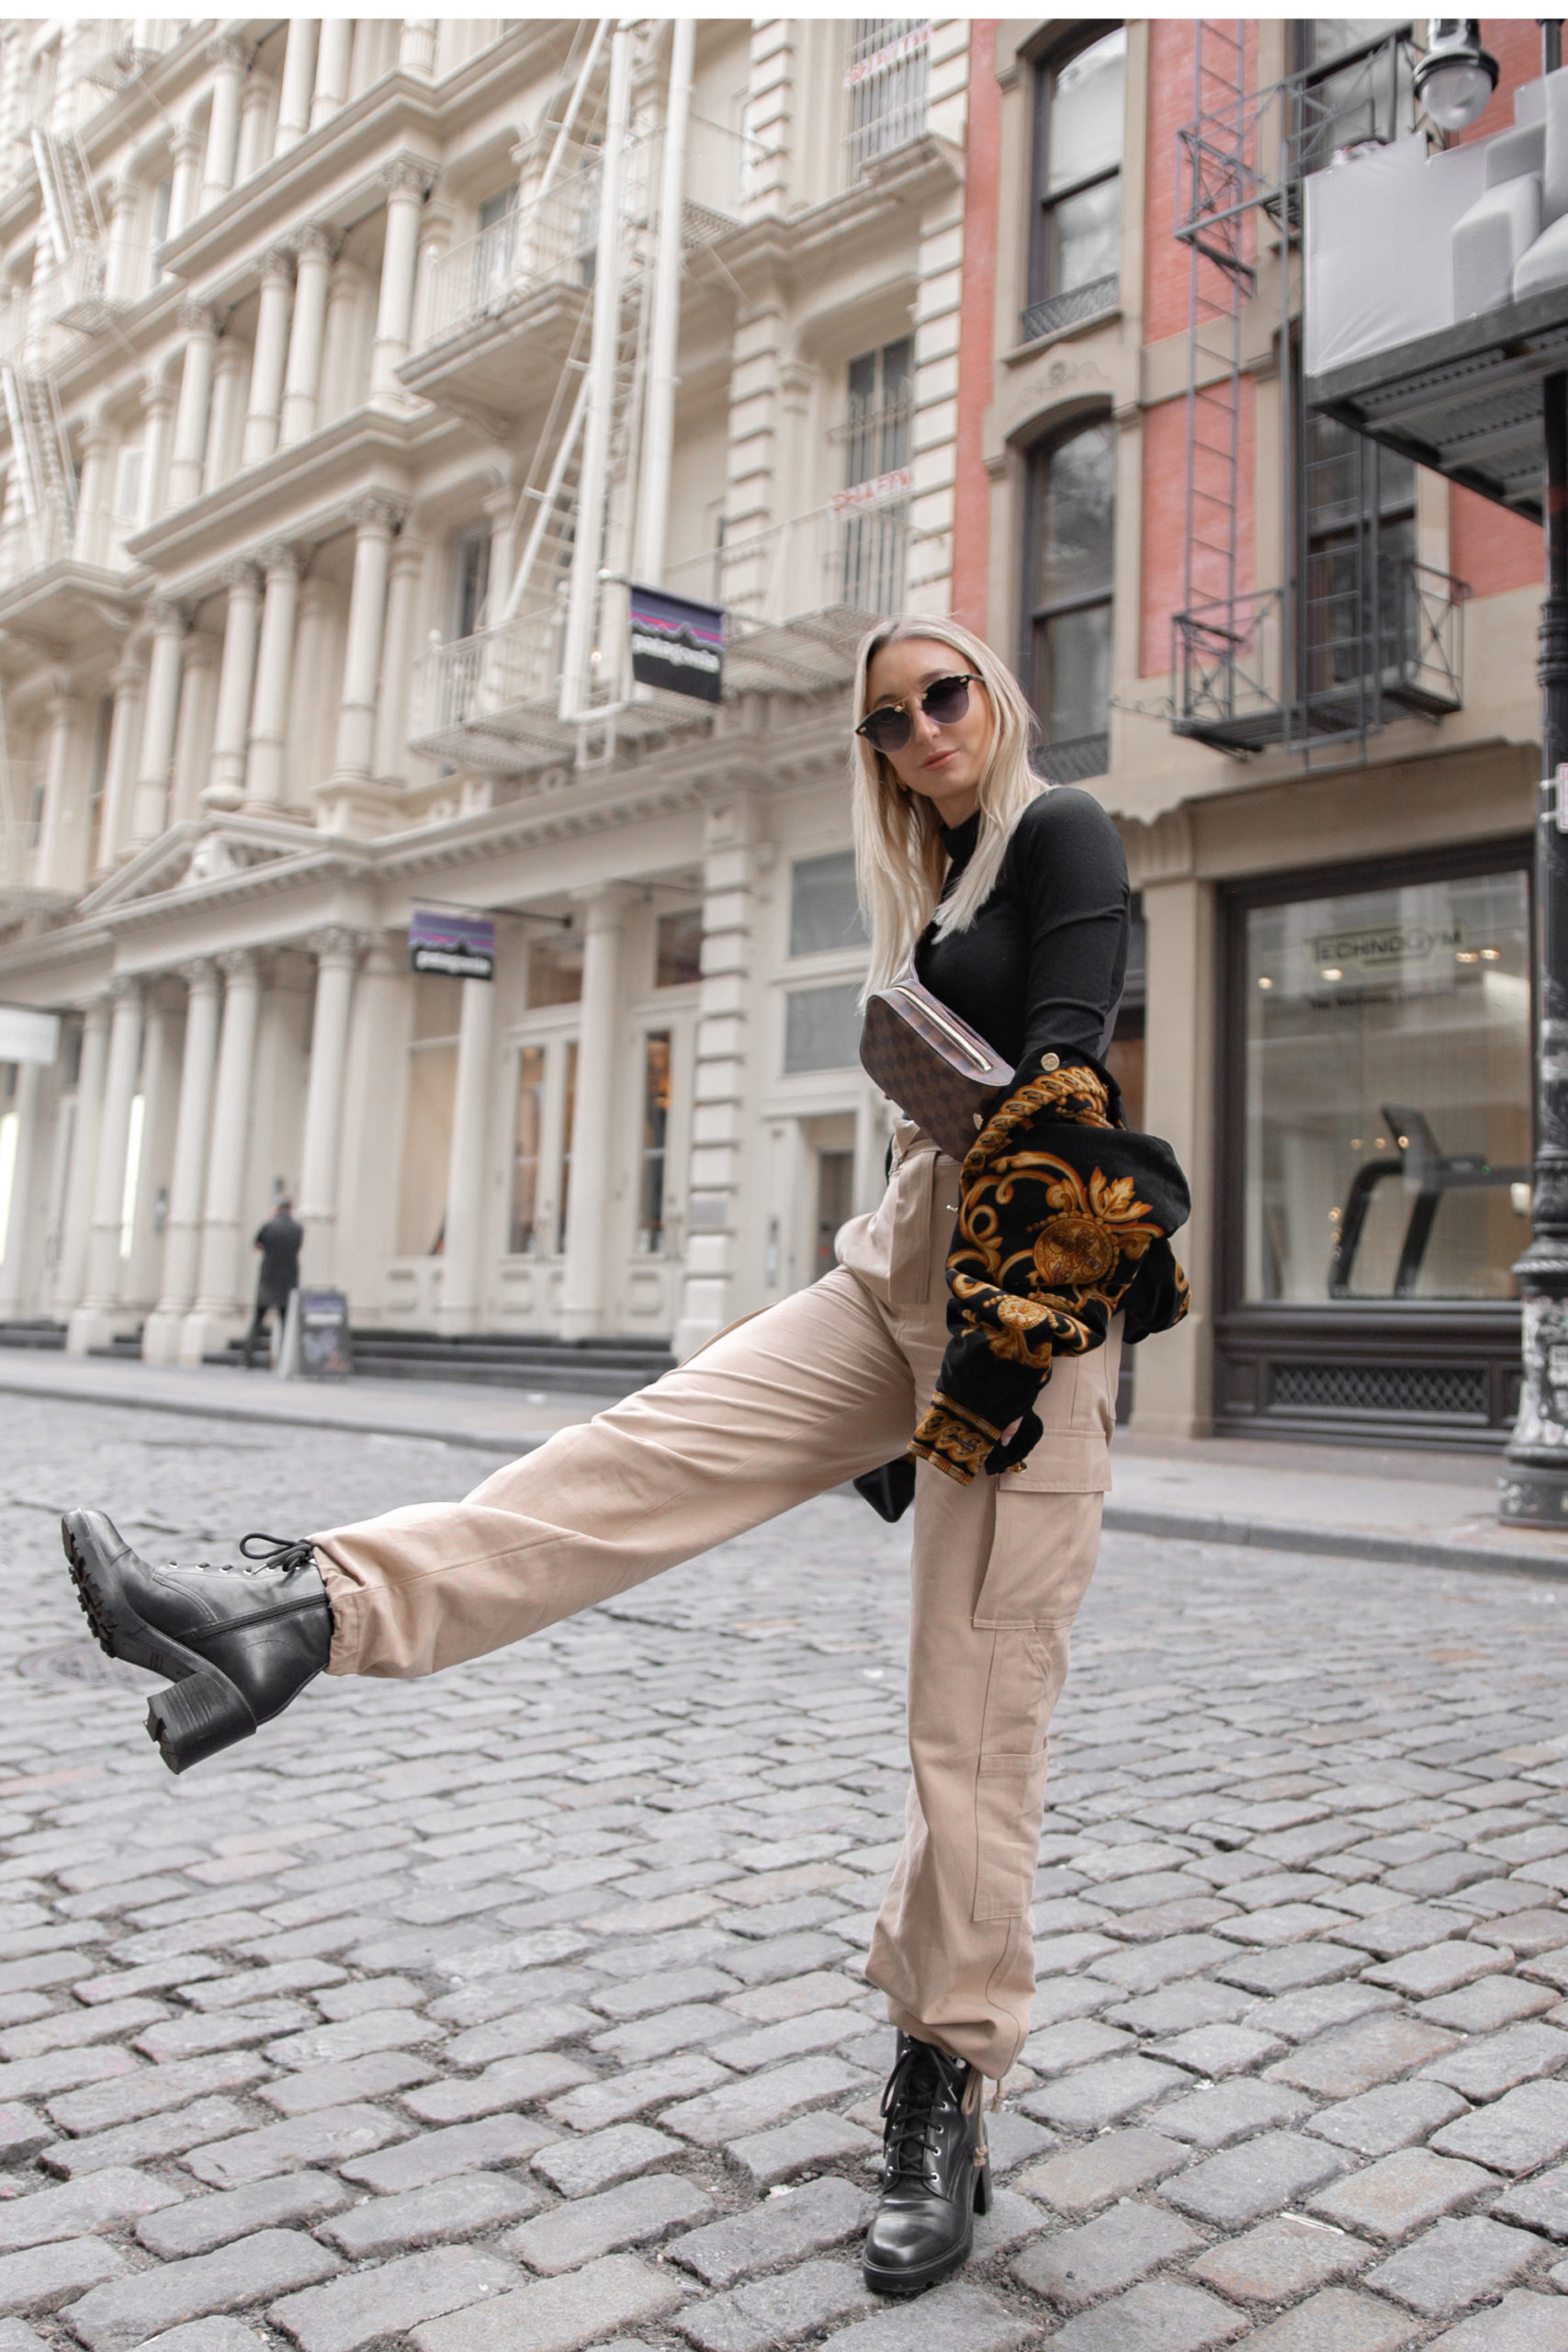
[0,17,972,1372]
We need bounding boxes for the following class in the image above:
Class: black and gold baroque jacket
[909,1062,1191,1486]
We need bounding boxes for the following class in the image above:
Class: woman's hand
[1000,1418,1021,1446]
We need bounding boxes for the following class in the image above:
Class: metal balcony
[410,500,912,779]
[1173,562,1464,754]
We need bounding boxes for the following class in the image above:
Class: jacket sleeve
[909,1063,1191,1485]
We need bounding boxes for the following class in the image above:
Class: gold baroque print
[909,1396,1001,1485]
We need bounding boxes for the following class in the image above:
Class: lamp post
[1501,20,1568,1524]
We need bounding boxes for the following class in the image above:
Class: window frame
[1024,22,1126,345]
[1214,831,1536,1328]
[1021,409,1117,782]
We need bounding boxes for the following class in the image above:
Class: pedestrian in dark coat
[243,1200,303,1368]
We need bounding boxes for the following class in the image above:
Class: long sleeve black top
[913,786,1129,1080]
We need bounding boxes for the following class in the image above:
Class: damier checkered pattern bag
[859,967,1015,1163]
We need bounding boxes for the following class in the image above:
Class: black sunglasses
[855,672,985,755]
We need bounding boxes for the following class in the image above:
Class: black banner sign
[628,584,725,704]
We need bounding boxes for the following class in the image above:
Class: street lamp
[1413,19,1499,130]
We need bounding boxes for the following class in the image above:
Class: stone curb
[8,1363,1568,1581]
[1101,1499,1568,1583]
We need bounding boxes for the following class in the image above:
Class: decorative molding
[207,32,254,73]
[256,541,300,580]
[309,926,364,966]
[345,492,406,536]
[176,300,218,338]
[259,245,296,286]
[218,947,259,982]
[147,598,187,635]
[220,560,260,599]
[178,957,220,992]
[381,156,435,200]
[292,222,339,265]
[107,973,142,1002]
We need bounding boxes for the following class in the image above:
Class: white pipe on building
[634,17,694,591]
[539,18,612,203]
[558,21,631,723]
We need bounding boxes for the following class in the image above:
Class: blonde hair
[852,615,1045,997]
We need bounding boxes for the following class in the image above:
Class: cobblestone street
[5,1400,1568,2348]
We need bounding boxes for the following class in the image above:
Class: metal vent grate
[1269,1362,1487,1418]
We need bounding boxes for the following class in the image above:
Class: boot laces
[232,1533,317,1577]
[880,2038,964,2186]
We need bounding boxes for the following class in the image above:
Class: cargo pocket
[971,1626,1056,1922]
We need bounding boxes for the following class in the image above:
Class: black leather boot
[61,1510,333,1776]
[862,2031,992,2297]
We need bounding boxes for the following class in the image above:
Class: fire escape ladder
[2,362,74,565]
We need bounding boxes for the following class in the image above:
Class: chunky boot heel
[863,2035,989,2297]
[60,1511,332,1776]
[147,1673,257,1775]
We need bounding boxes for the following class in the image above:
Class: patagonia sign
[628,584,725,704]
[409,910,495,981]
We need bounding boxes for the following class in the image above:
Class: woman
[59,616,1187,2300]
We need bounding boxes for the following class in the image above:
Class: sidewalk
[5,1347,1566,1582]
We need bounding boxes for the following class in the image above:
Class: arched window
[1025,418,1115,781]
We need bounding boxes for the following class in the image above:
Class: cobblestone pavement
[5,1399,1568,2347]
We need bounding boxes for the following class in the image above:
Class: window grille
[844,20,930,183]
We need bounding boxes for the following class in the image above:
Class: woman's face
[863,637,995,829]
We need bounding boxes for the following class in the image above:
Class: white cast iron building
[0,17,967,1373]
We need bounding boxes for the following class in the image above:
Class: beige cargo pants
[313,1127,1117,2080]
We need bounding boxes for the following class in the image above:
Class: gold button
[972,1112,983,1128]
[1041,1053,1059,1071]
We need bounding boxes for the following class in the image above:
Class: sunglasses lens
[923,675,972,724]
[863,708,912,752]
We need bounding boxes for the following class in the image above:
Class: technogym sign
[1307,922,1464,972]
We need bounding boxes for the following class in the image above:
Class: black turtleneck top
[913,786,1129,1080]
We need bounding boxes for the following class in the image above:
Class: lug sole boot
[863,2031,992,2297]
[62,1510,333,1776]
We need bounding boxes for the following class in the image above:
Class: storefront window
[396,975,462,1258]
[556,1038,578,1254]
[1241,864,1531,1305]
[509,1045,545,1257]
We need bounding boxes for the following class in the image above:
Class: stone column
[243,248,295,468]
[280,226,333,445]
[200,34,250,210]
[103,175,138,303]
[96,652,146,870]
[311,18,353,130]
[180,950,262,1363]
[371,159,429,395]
[125,996,174,1311]
[137,374,175,529]
[129,601,186,847]
[165,303,217,508]
[673,797,760,1359]
[297,929,360,1285]
[330,495,400,785]
[170,632,219,824]
[37,682,85,893]
[276,17,319,153]
[0,1059,42,1317]
[202,564,258,813]
[143,959,220,1361]
[67,978,143,1353]
[371,534,423,784]
[54,995,111,1319]
[168,116,202,238]
[560,887,628,1340]
[435,975,496,1335]
[73,418,111,565]
[204,337,246,492]
[237,71,272,182]
[244,543,299,810]
[399,18,436,75]
[288,573,334,808]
